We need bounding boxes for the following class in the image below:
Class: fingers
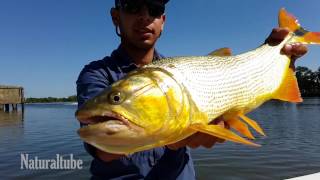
[187,133,218,149]
[167,132,221,150]
[187,120,228,149]
[266,27,308,71]
[168,117,230,150]
[210,117,224,125]
[265,27,308,59]
[215,120,229,143]
[96,149,125,162]
[265,28,290,46]
[167,137,190,150]
[282,43,308,58]
[281,43,308,71]
[266,27,308,59]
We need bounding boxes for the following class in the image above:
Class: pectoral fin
[189,123,260,147]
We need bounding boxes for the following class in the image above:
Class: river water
[0,98,319,180]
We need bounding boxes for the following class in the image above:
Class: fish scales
[76,9,320,154]
[148,41,287,120]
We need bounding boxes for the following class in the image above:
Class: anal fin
[239,114,266,136]
[273,68,302,103]
[227,118,255,139]
[189,123,260,147]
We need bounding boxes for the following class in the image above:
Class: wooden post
[0,85,24,113]
[12,104,18,111]
[21,88,25,113]
[5,104,10,112]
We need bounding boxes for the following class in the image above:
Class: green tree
[25,95,77,103]
[296,66,320,96]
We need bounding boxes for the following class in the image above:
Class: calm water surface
[0,98,319,180]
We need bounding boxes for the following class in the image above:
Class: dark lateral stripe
[294,27,309,36]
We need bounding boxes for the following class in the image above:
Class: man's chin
[135,40,156,50]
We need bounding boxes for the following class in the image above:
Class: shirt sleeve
[76,61,111,107]
[76,60,111,158]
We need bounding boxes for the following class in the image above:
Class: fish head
[75,68,187,154]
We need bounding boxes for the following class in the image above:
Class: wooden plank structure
[0,85,24,112]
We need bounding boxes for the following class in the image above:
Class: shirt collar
[111,45,164,68]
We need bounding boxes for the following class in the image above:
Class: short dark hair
[115,0,170,7]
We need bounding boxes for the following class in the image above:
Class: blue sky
[1,0,320,98]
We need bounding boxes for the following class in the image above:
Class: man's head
[111,0,169,50]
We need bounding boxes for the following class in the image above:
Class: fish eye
[108,91,125,105]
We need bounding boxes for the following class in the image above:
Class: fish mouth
[76,110,145,140]
[77,111,130,127]
[76,110,144,133]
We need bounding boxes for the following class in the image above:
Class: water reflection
[0,111,24,144]
[0,110,24,127]
[0,100,319,179]
[194,98,320,180]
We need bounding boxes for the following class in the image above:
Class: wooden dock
[0,85,24,112]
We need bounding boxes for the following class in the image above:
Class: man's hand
[167,117,229,150]
[265,28,308,70]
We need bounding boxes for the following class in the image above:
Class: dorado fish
[76,9,320,155]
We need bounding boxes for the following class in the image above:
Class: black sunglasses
[116,0,165,17]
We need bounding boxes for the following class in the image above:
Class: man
[76,0,307,179]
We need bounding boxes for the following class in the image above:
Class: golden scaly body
[149,35,291,122]
[76,9,320,154]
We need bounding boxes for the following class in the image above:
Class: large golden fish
[76,9,320,155]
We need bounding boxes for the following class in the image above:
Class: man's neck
[121,43,155,67]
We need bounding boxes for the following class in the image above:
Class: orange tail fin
[279,8,320,44]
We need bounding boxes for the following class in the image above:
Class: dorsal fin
[208,47,232,56]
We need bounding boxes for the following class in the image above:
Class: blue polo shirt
[76,45,196,180]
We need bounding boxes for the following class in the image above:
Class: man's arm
[77,60,126,162]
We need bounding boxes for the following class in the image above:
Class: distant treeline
[24,66,320,103]
[296,66,320,96]
[25,95,77,103]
